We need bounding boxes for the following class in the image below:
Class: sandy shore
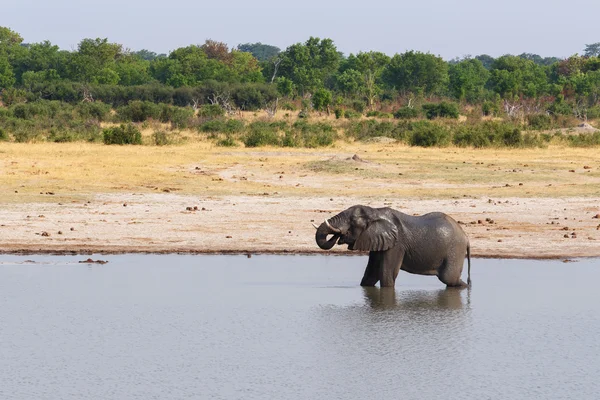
[1,193,599,259]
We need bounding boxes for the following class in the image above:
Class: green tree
[69,38,122,83]
[584,43,600,57]
[475,54,495,69]
[115,54,152,85]
[383,51,449,96]
[488,55,548,98]
[237,42,281,62]
[448,58,490,102]
[341,51,390,108]
[134,49,166,61]
[278,37,341,95]
[312,88,332,112]
[0,57,15,89]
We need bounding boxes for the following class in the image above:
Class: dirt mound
[577,122,598,131]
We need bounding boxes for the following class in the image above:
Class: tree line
[2,25,600,119]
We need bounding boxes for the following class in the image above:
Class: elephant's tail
[467,243,471,286]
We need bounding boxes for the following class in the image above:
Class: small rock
[57,231,63,235]
[583,166,592,169]
[497,239,503,242]
[564,234,569,238]
[70,227,75,231]
[226,235,232,239]
[41,231,50,237]
[592,214,600,219]
[569,170,575,173]
[123,203,127,207]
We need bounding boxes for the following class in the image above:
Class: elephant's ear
[354,218,398,251]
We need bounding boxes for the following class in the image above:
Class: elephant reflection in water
[362,287,468,310]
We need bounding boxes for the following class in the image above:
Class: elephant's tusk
[312,223,319,229]
[325,219,341,233]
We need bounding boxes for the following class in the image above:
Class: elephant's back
[403,211,469,244]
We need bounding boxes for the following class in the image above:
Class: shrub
[393,107,419,119]
[346,120,406,141]
[243,121,281,147]
[334,108,345,119]
[409,121,451,147]
[288,121,336,147]
[159,105,194,128]
[0,128,8,141]
[422,102,460,119]
[567,132,600,147]
[526,114,553,130]
[117,101,161,122]
[198,119,226,133]
[76,102,111,121]
[103,124,142,145]
[344,110,361,119]
[152,130,171,146]
[351,100,366,113]
[217,134,238,147]
[312,88,332,112]
[452,125,495,148]
[198,104,225,118]
[482,100,500,116]
[224,119,245,133]
[502,128,523,147]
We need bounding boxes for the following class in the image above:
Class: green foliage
[408,121,451,147]
[117,100,161,122]
[448,58,489,102]
[159,104,194,128]
[278,37,340,95]
[393,107,419,119]
[198,104,225,118]
[384,51,449,96]
[334,108,345,119]
[366,110,393,118]
[284,120,336,147]
[481,100,500,116]
[346,120,406,141]
[422,102,460,119]
[312,88,332,112]
[526,114,553,130]
[0,127,7,141]
[237,43,281,62]
[243,121,282,147]
[152,130,171,146]
[76,101,111,121]
[102,123,142,145]
[566,131,600,147]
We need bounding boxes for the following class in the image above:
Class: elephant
[314,205,471,288]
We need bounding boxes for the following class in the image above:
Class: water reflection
[362,286,469,311]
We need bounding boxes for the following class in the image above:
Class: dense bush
[76,101,112,121]
[0,127,8,141]
[284,120,336,147]
[567,132,600,147]
[393,107,420,119]
[103,124,142,145]
[117,101,161,122]
[408,121,451,147]
[422,102,460,119]
[198,104,225,119]
[526,113,553,130]
[243,121,282,147]
[159,104,194,128]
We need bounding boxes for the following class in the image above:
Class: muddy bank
[1,193,598,259]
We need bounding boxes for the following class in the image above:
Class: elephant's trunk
[316,218,341,250]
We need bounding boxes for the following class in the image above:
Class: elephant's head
[315,205,399,251]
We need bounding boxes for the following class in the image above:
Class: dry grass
[1,141,599,204]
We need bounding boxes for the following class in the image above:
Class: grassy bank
[1,141,599,205]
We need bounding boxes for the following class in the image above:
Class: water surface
[1,255,599,399]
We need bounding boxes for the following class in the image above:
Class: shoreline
[0,248,594,260]
[1,193,599,260]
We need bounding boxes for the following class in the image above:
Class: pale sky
[3,0,599,59]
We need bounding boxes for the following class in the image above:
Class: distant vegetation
[1,25,600,148]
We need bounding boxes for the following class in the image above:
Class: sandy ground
[1,141,599,259]
[1,193,599,259]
